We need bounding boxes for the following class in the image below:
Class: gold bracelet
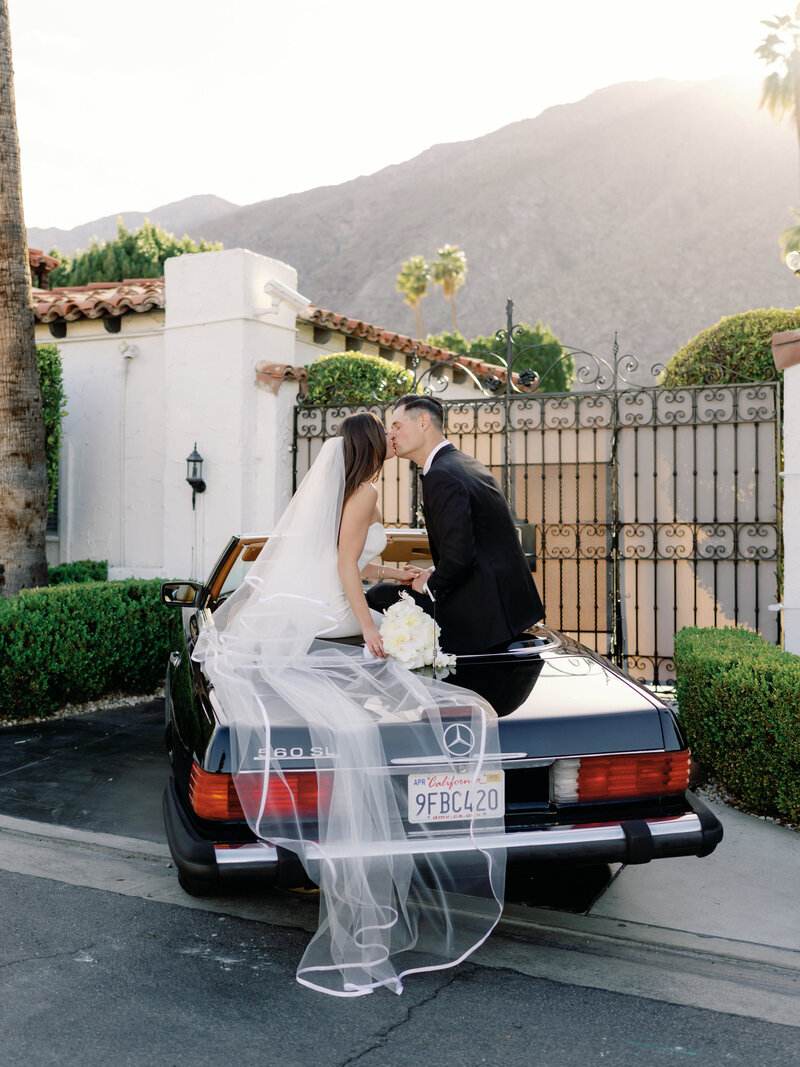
[380,565,385,580]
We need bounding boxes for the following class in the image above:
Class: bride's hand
[400,565,423,585]
[363,624,386,659]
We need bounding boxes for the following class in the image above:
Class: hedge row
[674,627,800,821]
[49,559,108,585]
[0,579,175,720]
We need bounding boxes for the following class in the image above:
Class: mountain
[27,194,238,257]
[28,78,800,370]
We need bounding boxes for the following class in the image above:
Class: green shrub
[428,322,575,393]
[48,560,108,585]
[661,308,798,386]
[37,343,68,508]
[674,627,800,820]
[0,579,176,720]
[49,219,221,287]
[304,352,414,405]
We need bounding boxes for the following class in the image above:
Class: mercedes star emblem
[443,722,476,758]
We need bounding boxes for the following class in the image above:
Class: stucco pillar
[771,330,800,652]
[162,249,306,580]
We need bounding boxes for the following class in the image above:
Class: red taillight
[552,750,691,804]
[189,764,332,821]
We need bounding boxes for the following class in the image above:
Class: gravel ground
[0,687,165,729]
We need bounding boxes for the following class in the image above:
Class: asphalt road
[3,870,799,1067]
[1,700,799,1064]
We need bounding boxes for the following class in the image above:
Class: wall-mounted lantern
[185,443,206,509]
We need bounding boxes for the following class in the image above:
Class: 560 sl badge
[256,746,338,760]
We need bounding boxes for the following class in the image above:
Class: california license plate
[407,770,505,824]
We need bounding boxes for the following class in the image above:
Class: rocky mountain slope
[30,77,800,369]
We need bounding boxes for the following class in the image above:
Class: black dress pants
[366,581,434,617]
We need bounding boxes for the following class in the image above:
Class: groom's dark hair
[393,394,445,431]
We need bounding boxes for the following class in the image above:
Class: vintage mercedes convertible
[161,531,723,897]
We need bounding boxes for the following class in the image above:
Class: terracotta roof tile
[32,278,166,322]
[29,280,516,388]
[28,248,60,271]
[299,306,514,384]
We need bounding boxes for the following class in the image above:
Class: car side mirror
[161,580,204,607]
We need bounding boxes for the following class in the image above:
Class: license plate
[407,770,505,824]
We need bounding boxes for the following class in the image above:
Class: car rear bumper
[164,777,723,890]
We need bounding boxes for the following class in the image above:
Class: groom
[367,394,544,654]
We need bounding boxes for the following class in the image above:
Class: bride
[193,412,506,997]
[315,412,412,647]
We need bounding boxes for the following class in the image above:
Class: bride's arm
[361,561,415,583]
[337,485,386,656]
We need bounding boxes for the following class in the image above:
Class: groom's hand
[401,565,423,586]
[411,567,434,596]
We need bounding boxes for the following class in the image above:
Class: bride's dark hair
[340,412,387,509]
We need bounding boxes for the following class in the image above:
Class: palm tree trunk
[450,297,459,333]
[0,0,48,597]
[413,304,424,339]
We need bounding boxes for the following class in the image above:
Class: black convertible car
[161,532,722,896]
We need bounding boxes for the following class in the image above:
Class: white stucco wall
[161,248,301,579]
[39,249,306,581]
[38,248,484,583]
[39,312,166,574]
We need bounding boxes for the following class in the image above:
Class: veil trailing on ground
[192,437,506,997]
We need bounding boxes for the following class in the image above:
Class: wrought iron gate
[293,308,781,685]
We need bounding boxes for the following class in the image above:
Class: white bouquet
[379,591,457,672]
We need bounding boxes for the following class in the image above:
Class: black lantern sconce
[185,443,207,509]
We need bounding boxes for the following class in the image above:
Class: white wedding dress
[192,438,505,997]
[320,521,387,638]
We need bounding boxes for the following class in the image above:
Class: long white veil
[192,437,506,996]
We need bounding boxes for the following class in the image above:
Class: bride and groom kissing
[345,393,544,659]
[194,392,544,998]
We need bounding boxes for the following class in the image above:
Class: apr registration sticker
[407,770,505,824]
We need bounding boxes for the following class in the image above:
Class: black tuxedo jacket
[422,444,544,653]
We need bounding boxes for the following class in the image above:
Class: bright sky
[9,0,773,231]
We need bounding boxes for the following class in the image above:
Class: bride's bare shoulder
[342,481,377,517]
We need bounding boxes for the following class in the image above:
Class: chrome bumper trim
[212,811,708,873]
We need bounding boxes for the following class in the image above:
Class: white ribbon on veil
[192,437,506,996]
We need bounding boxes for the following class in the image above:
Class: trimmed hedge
[48,559,108,585]
[304,352,414,405]
[674,627,800,820]
[661,308,795,387]
[0,579,175,720]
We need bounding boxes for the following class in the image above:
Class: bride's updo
[340,412,387,508]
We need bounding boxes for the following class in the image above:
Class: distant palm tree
[757,7,800,205]
[396,256,431,338]
[431,245,467,332]
[0,0,49,596]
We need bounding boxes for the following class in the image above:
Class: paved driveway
[0,701,167,840]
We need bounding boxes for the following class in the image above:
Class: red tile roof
[32,279,166,322]
[28,248,60,272]
[299,306,512,384]
[29,280,513,385]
